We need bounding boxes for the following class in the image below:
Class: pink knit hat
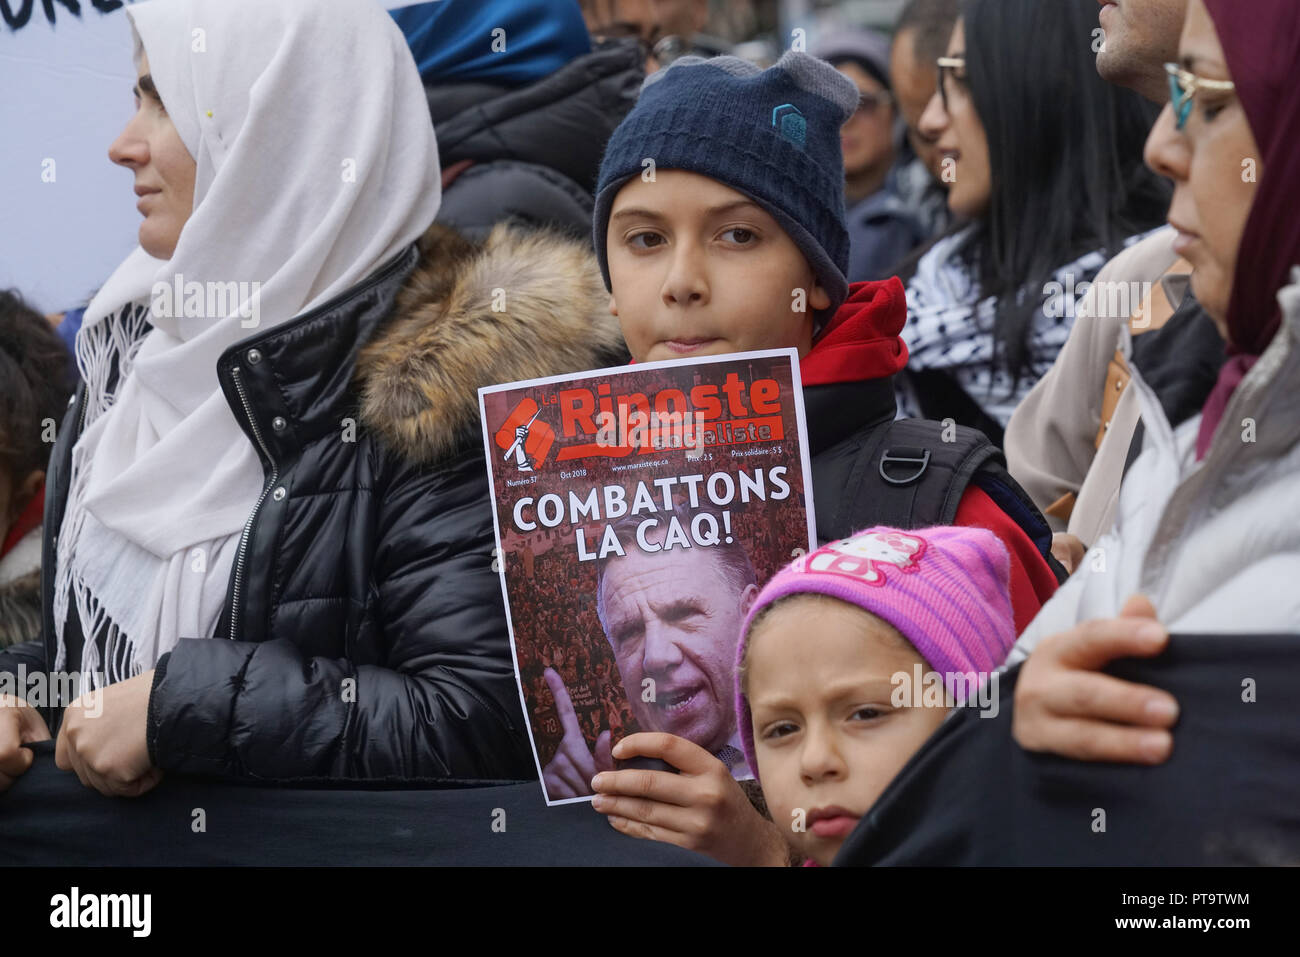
[734,525,1018,781]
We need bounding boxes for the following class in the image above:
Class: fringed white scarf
[55,0,441,688]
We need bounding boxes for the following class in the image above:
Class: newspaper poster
[479,349,817,805]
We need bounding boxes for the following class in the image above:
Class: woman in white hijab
[0,0,623,797]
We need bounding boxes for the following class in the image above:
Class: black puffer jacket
[428,38,643,239]
[0,223,627,782]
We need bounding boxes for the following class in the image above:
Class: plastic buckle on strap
[880,448,931,486]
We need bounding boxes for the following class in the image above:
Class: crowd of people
[1,0,1297,867]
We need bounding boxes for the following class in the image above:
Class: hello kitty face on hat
[804,530,927,586]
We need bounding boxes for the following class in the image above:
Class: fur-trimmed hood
[356,222,627,465]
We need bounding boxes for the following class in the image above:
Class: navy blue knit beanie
[593,52,861,315]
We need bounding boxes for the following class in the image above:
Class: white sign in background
[0,0,428,314]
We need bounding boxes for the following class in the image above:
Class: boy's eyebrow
[704,200,768,219]
[610,206,668,223]
[610,200,768,224]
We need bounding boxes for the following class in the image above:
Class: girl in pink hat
[735,524,1019,866]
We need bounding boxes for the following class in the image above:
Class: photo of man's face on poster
[595,511,759,770]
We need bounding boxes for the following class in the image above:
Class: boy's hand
[540,668,614,799]
[1013,595,1179,763]
[591,732,789,867]
[0,694,52,792]
[55,670,163,798]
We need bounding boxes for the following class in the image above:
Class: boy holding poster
[582,51,1062,864]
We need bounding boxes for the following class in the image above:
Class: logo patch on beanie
[772,103,806,147]
[805,531,926,586]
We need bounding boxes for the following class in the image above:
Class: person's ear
[609,293,619,317]
[811,284,831,313]
[739,582,760,618]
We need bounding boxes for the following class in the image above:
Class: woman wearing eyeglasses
[816,30,929,284]
[894,0,1170,446]
[1010,0,1300,765]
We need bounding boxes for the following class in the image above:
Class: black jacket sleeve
[146,448,534,782]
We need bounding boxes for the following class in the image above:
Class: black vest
[807,377,1065,582]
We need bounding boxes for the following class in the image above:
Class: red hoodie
[802,279,1058,635]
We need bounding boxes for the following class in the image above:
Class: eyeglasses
[652,34,690,67]
[936,56,966,112]
[593,25,687,69]
[1164,62,1235,131]
[854,91,893,118]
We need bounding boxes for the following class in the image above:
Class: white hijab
[55,0,441,685]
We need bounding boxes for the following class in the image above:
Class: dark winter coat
[428,38,644,239]
[845,188,926,283]
[0,223,627,783]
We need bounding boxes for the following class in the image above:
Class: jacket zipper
[228,364,278,640]
[76,385,89,438]
[218,244,417,639]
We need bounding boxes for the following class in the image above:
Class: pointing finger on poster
[545,667,584,743]
[542,667,598,797]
